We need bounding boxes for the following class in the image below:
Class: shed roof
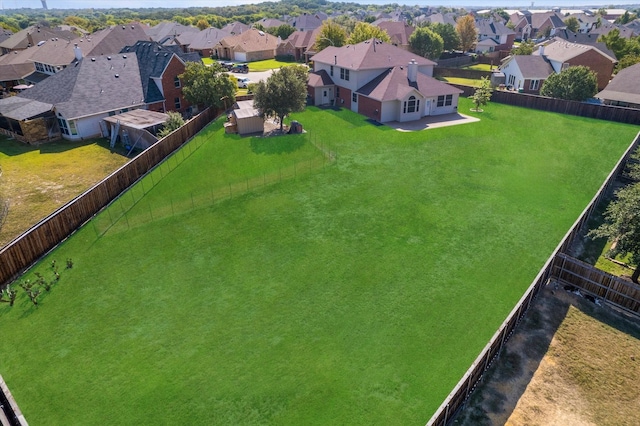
[0,96,53,121]
[103,109,168,129]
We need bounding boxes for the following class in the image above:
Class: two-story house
[308,39,462,123]
[474,18,516,53]
[499,54,554,93]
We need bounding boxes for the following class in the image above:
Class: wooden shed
[230,100,264,136]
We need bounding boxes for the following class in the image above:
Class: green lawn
[461,63,495,71]
[248,59,302,71]
[0,98,637,425]
[440,76,482,87]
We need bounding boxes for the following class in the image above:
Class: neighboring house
[221,21,250,35]
[215,29,278,62]
[568,13,599,33]
[533,38,616,89]
[145,22,198,45]
[254,18,287,29]
[511,11,565,40]
[0,29,13,45]
[289,13,326,32]
[0,37,82,88]
[121,41,201,116]
[554,30,616,59]
[590,23,636,39]
[276,28,320,61]
[475,18,516,52]
[418,12,457,26]
[375,21,414,50]
[308,39,462,122]
[595,62,640,108]
[0,25,76,54]
[16,54,145,140]
[180,27,231,57]
[79,22,151,57]
[499,54,554,93]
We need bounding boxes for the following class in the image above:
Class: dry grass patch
[0,137,128,246]
[457,287,640,426]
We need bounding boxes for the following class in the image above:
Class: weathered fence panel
[553,253,640,316]
[427,131,640,426]
[0,108,216,287]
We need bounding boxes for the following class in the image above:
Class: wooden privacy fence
[490,90,640,125]
[553,253,640,316]
[0,108,217,287]
[0,374,26,426]
[427,131,640,426]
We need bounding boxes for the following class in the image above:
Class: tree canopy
[346,22,391,45]
[456,15,477,52]
[564,16,580,33]
[539,66,597,101]
[409,26,444,60]
[253,65,307,131]
[589,180,640,282]
[179,62,236,110]
[158,111,186,138]
[511,40,534,55]
[314,19,347,51]
[470,76,492,111]
[428,23,460,52]
[266,24,296,40]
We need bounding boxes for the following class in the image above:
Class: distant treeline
[0,0,460,33]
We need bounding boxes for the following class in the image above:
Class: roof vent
[91,57,96,61]
[107,56,111,60]
[123,54,127,59]
[164,53,168,56]
[115,74,119,78]
[122,26,126,30]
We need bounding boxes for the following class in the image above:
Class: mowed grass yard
[0,98,638,425]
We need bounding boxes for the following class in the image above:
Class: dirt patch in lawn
[455,285,640,426]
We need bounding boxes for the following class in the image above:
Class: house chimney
[407,59,418,83]
[538,45,545,56]
[74,43,83,61]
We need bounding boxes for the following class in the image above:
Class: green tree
[158,111,186,138]
[456,14,477,52]
[599,29,630,59]
[346,22,391,45]
[540,66,597,101]
[179,62,236,110]
[253,66,307,131]
[615,11,637,25]
[196,19,209,30]
[511,40,534,55]
[589,181,640,282]
[409,26,444,60]
[430,23,460,51]
[470,76,492,111]
[314,19,347,51]
[564,16,580,33]
[616,53,640,72]
[266,24,296,40]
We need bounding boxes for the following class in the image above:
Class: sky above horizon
[5,0,639,10]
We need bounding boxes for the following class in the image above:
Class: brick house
[276,28,321,61]
[215,29,278,62]
[533,39,616,90]
[308,39,462,123]
[375,21,414,50]
[596,62,640,108]
[474,18,515,53]
[121,41,201,116]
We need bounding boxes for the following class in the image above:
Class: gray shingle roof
[20,54,144,120]
[185,28,231,51]
[596,62,640,104]
[145,22,198,43]
[0,96,53,121]
[81,23,151,57]
[501,55,554,79]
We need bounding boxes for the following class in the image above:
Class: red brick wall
[162,55,191,114]
[358,96,382,121]
[148,101,164,112]
[336,85,351,109]
[568,50,615,90]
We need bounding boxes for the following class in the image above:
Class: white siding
[380,101,398,122]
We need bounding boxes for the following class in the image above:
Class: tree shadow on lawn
[249,135,306,155]
[456,285,640,425]
[311,106,394,130]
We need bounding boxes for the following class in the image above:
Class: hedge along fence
[427,130,640,426]
[0,108,217,288]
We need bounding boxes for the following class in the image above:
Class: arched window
[405,95,417,113]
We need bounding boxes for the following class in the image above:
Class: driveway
[229,69,274,85]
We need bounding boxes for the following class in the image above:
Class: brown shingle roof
[308,69,334,87]
[217,29,278,53]
[596,62,640,104]
[312,39,436,71]
[375,21,414,46]
[501,55,554,79]
[357,66,462,102]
